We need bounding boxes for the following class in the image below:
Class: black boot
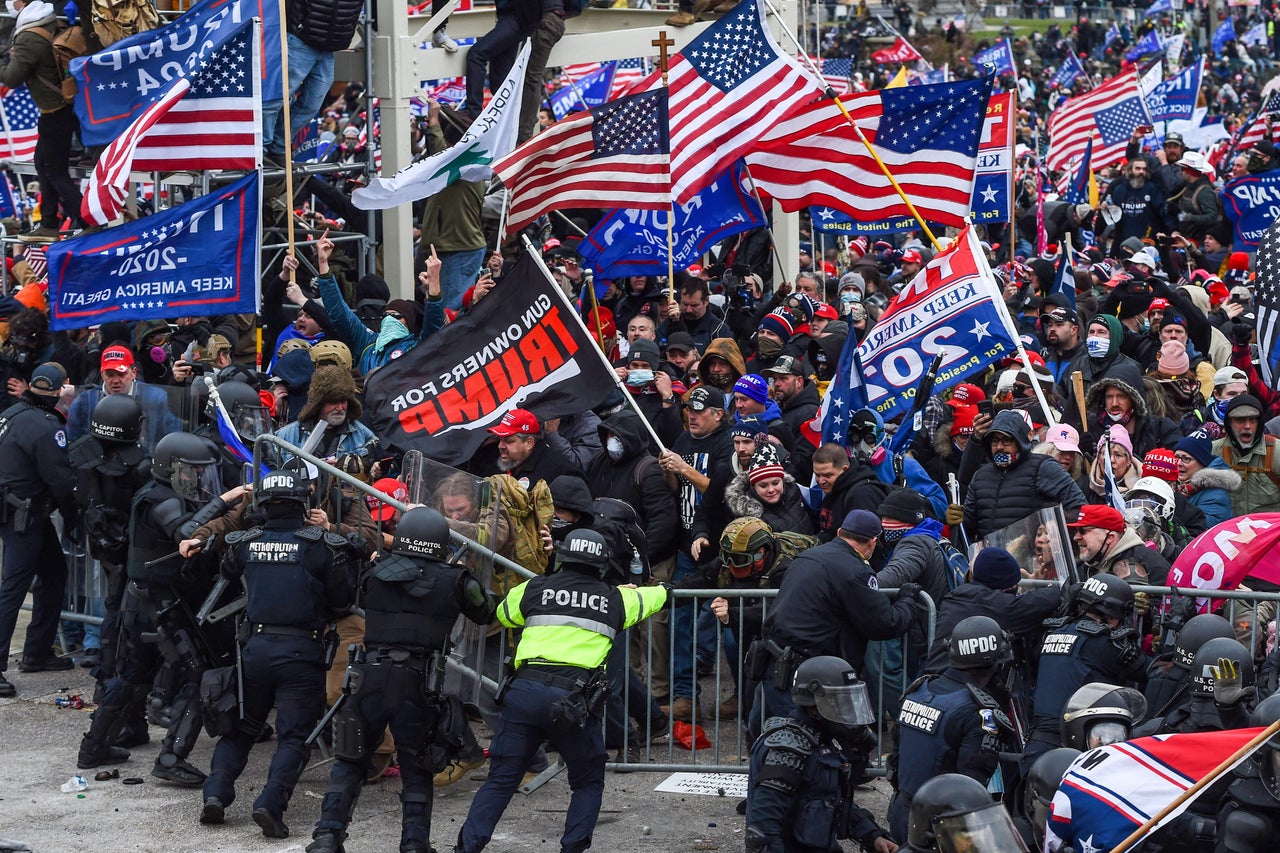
[306,831,346,853]
[200,797,225,825]
[252,807,289,838]
[152,752,206,786]
[0,673,14,698]
[78,711,131,769]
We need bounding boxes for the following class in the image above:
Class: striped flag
[0,86,39,161]
[666,0,818,202]
[819,57,853,95]
[1046,68,1141,173]
[22,244,47,280]
[746,76,991,230]
[609,58,649,97]
[493,88,671,233]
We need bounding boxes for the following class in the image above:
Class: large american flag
[0,86,39,161]
[666,0,817,203]
[746,76,991,229]
[1254,218,1280,386]
[493,88,670,233]
[816,57,853,95]
[1046,68,1142,173]
[130,23,260,172]
[610,58,649,97]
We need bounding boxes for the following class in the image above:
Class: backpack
[31,23,87,105]
[773,530,818,566]
[489,474,554,577]
[936,538,970,592]
[88,0,161,50]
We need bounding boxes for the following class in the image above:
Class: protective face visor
[1084,720,1130,750]
[813,679,875,728]
[172,459,222,503]
[231,400,272,442]
[934,803,1029,853]
[1125,495,1170,521]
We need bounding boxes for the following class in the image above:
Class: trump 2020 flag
[45,173,261,331]
[362,252,617,465]
[1045,728,1265,853]
[354,42,529,210]
[549,61,615,119]
[971,39,1015,75]
[856,226,1017,422]
[578,160,765,278]
[1146,59,1203,124]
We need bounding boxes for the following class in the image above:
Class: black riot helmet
[1188,636,1255,699]
[211,379,271,443]
[554,529,611,577]
[1172,613,1235,670]
[151,432,221,502]
[947,616,1013,671]
[1060,682,1147,751]
[791,656,875,733]
[1074,572,1135,622]
[90,393,144,445]
[391,507,451,560]
[593,497,649,583]
[1250,693,1280,801]
[1022,748,1081,849]
[256,470,310,511]
[908,773,1027,853]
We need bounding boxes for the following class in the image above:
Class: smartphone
[977,400,994,418]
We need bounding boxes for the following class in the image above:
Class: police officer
[1141,637,1256,735]
[68,394,151,684]
[0,363,80,698]
[1059,683,1146,750]
[1215,693,1280,853]
[889,616,1017,842]
[1014,748,1080,852]
[201,470,356,839]
[1023,573,1148,773]
[454,529,668,853]
[746,655,895,853]
[1144,612,1234,719]
[906,773,1027,853]
[306,507,495,853]
[76,432,247,781]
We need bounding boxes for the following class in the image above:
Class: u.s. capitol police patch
[979,708,999,735]
[54,429,66,448]
[867,575,879,590]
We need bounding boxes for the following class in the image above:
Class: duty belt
[517,664,591,692]
[363,645,431,665]
[252,623,321,640]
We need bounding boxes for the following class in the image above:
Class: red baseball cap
[366,478,407,523]
[949,383,986,405]
[814,303,839,320]
[901,249,924,265]
[488,408,540,437]
[1149,297,1170,311]
[101,345,134,374]
[1066,504,1126,532]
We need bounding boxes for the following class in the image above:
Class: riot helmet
[908,773,1026,853]
[1126,476,1175,521]
[791,656,874,733]
[152,432,221,502]
[719,517,777,580]
[1060,682,1147,751]
[1022,748,1081,848]
[593,497,648,582]
[553,529,611,577]
[1074,572,1135,622]
[947,616,1013,671]
[1250,693,1280,801]
[391,507,451,560]
[256,470,310,516]
[1172,613,1234,670]
[212,379,272,443]
[90,393,144,445]
[1188,637,1254,699]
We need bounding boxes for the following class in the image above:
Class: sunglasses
[1012,383,1032,395]
[383,310,404,321]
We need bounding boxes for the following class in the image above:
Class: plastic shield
[401,450,428,506]
[971,505,1077,584]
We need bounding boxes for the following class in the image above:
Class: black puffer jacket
[963,409,1085,540]
[288,0,363,52]
[816,462,892,541]
[924,582,1062,672]
[724,473,815,536]
[585,410,679,563]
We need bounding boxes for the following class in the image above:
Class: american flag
[746,76,991,230]
[358,99,382,172]
[1095,94,1150,145]
[22,244,46,280]
[493,88,670,233]
[1254,219,1280,386]
[130,23,260,172]
[666,0,817,203]
[610,58,649,97]
[1046,68,1141,173]
[0,86,39,161]
[819,57,852,95]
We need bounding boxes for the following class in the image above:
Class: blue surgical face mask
[1086,336,1110,358]
[841,291,861,306]
[626,369,655,387]
[1138,319,1151,334]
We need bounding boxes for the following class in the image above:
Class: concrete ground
[0,608,893,852]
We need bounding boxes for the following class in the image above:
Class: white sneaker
[432,30,459,53]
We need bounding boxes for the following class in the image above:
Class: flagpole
[277,0,296,281]
[1008,86,1017,265]
[651,30,677,302]
[521,234,669,453]
[760,0,941,250]
[1108,720,1280,853]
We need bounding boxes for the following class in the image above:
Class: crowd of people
[6,0,1280,851]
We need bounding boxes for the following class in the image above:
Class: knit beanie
[747,443,786,485]
[1175,432,1215,468]
[1097,424,1133,457]
[733,374,770,405]
[972,547,1022,590]
[758,310,795,342]
[878,487,933,524]
[1157,340,1190,376]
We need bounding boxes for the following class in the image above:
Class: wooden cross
[652,29,675,76]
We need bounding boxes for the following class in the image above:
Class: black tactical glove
[897,582,921,602]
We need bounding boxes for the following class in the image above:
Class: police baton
[144,536,214,570]
[306,684,347,748]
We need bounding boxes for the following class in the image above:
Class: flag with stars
[494,88,671,233]
[1252,218,1280,387]
[666,0,819,203]
[1047,68,1141,173]
[1062,138,1093,212]
[747,75,992,231]
[1045,728,1267,853]
[1095,95,1150,146]
[353,42,528,211]
[46,172,260,331]
[0,86,39,161]
[1050,234,1076,310]
[802,309,870,449]
[820,57,853,95]
[854,225,1017,423]
[971,39,1015,76]
[970,91,1013,223]
[548,60,616,119]
[1052,50,1085,91]
[609,58,650,97]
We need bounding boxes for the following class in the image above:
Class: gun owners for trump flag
[363,252,617,465]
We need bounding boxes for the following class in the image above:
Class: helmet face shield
[934,803,1029,853]
[232,401,272,442]
[173,459,222,503]
[814,680,875,727]
[1085,720,1129,750]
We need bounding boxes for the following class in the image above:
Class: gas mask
[149,343,171,364]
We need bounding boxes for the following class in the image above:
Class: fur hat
[298,365,361,425]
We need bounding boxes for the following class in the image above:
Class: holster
[6,492,33,533]
[322,629,340,670]
[424,649,447,700]
[766,639,796,691]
